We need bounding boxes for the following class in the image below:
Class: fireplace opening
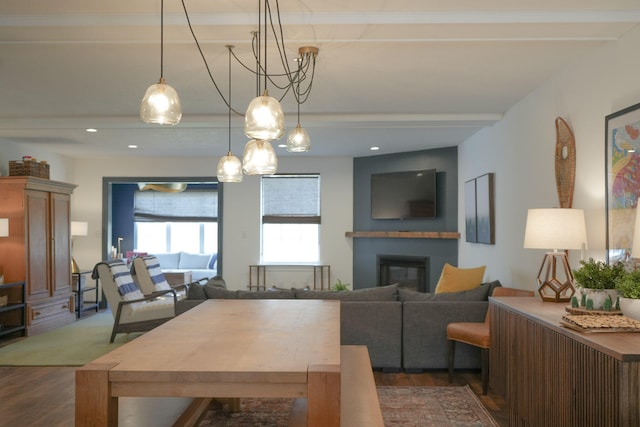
[377,255,429,293]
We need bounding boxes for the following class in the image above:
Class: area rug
[199,385,498,427]
[0,311,140,366]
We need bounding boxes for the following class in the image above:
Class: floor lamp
[71,221,88,274]
[524,208,588,302]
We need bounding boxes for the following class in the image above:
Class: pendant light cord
[227,45,232,153]
[160,0,164,79]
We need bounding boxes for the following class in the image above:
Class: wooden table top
[491,296,640,362]
[92,299,341,388]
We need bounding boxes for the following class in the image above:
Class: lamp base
[536,252,576,303]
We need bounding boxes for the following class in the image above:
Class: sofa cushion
[400,282,496,302]
[179,252,212,269]
[203,285,237,299]
[295,283,399,301]
[153,252,181,269]
[435,263,486,294]
[236,289,296,299]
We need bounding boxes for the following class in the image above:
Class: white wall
[458,25,640,291]
[0,143,74,183]
[68,155,353,291]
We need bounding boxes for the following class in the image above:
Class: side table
[73,271,99,318]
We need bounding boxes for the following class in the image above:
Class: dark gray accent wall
[352,147,458,291]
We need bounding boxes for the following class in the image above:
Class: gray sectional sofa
[178,280,503,371]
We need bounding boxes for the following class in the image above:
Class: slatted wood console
[490,297,640,426]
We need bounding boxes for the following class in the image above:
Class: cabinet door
[25,190,50,300]
[51,192,72,297]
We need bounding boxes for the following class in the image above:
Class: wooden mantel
[345,231,460,239]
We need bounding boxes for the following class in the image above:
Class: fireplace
[377,255,429,293]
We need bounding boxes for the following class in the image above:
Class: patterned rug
[199,385,498,426]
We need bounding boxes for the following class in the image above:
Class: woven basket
[9,160,50,179]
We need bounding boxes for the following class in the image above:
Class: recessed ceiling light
[86,128,97,133]
[278,143,286,148]
[128,145,138,149]
[370,146,380,151]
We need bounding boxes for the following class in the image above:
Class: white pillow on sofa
[153,252,181,269]
[179,252,212,269]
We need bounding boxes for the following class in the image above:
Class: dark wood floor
[0,365,507,426]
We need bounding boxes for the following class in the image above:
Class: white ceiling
[1,0,639,159]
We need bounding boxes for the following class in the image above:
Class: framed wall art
[465,173,495,244]
[605,101,640,264]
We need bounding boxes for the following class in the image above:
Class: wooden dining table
[75,299,342,426]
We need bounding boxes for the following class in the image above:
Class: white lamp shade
[242,139,277,175]
[217,153,243,183]
[244,94,285,141]
[524,208,588,250]
[140,78,182,125]
[0,218,8,237]
[71,221,88,237]
[286,124,311,152]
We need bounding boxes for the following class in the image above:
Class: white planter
[619,297,640,321]
[582,288,616,310]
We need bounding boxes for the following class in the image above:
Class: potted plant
[616,270,640,320]
[573,258,625,310]
[332,279,350,291]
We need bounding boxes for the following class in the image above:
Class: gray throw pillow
[206,275,227,289]
[186,282,207,300]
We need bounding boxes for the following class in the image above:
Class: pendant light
[242,139,277,175]
[140,0,182,125]
[244,0,284,141]
[286,56,311,152]
[217,46,243,182]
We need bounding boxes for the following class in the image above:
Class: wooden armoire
[0,176,77,335]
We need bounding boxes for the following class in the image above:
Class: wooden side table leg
[307,364,340,427]
[76,363,118,426]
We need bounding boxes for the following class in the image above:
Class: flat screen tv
[371,169,436,219]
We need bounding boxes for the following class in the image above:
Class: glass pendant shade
[244,92,285,141]
[242,139,277,175]
[286,124,311,152]
[217,152,243,182]
[140,77,182,125]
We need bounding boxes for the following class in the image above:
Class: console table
[248,264,331,291]
[490,297,640,426]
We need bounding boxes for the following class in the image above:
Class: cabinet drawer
[28,295,73,325]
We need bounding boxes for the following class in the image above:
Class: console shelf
[345,231,460,239]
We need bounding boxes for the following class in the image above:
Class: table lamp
[0,218,7,284]
[524,208,587,302]
[71,221,88,274]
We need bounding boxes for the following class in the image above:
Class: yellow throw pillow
[435,263,486,294]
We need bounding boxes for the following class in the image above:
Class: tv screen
[371,169,436,219]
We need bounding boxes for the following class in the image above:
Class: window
[261,174,320,263]
[133,188,218,254]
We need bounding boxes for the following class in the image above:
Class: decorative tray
[561,314,640,333]
[565,306,622,316]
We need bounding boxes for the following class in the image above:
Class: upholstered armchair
[92,259,177,342]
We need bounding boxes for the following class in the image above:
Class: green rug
[0,311,140,366]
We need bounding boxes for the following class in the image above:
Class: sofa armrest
[402,301,488,370]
